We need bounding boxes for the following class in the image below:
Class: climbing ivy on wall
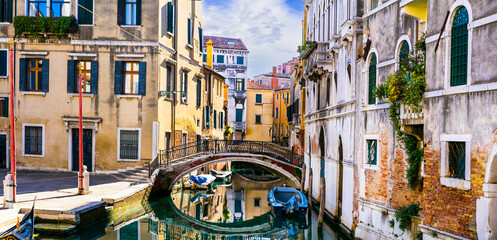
[373,34,426,189]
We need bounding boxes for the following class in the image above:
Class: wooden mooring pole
[318,177,326,227]
[300,163,306,191]
[308,170,313,209]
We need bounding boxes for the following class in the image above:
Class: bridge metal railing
[149,140,304,177]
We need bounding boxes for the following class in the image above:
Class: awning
[400,0,427,22]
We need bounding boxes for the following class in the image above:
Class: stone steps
[110,165,151,183]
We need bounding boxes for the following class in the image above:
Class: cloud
[203,0,303,78]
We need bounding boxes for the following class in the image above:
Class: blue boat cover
[190,175,208,185]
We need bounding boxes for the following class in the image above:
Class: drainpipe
[172,0,178,147]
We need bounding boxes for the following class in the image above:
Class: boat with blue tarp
[267,186,308,217]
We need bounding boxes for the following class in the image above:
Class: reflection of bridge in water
[148,197,307,239]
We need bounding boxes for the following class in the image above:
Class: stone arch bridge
[148,140,304,195]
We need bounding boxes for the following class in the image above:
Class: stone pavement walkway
[0,169,149,232]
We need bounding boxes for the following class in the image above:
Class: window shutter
[114,61,123,94]
[42,59,49,92]
[198,27,203,43]
[19,58,26,91]
[7,0,12,22]
[67,60,76,93]
[136,0,142,25]
[138,62,147,95]
[3,97,8,117]
[214,110,217,129]
[0,50,7,77]
[242,79,245,91]
[117,0,125,25]
[196,79,201,107]
[78,0,93,24]
[203,106,207,128]
[91,60,98,94]
[187,18,192,45]
[167,2,174,33]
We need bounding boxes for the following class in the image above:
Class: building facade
[203,36,249,140]
[273,88,290,145]
[245,81,273,142]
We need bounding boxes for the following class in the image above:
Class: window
[214,110,217,129]
[181,71,188,103]
[51,0,70,17]
[440,134,471,189]
[204,106,210,128]
[219,112,223,129]
[364,136,379,170]
[117,0,141,25]
[371,0,378,10]
[123,62,139,94]
[166,2,174,33]
[368,54,377,105]
[255,115,262,124]
[0,0,12,22]
[74,61,92,93]
[275,108,279,118]
[27,59,43,91]
[23,125,44,156]
[165,132,171,151]
[236,109,243,122]
[399,41,410,70]
[326,77,330,105]
[28,0,47,17]
[237,56,244,65]
[276,94,278,100]
[217,55,224,64]
[114,61,146,95]
[165,65,172,99]
[198,27,203,43]
[254,198,261,207]
[0,50,7,77]
[450,7,469,86]
[255,94,262,104]
[182,133,187,145]
[187,18,192,45]
[119,128,140,160]
[0,97,8,117]
[196,79,201,107]
[78,0,93,24]
[236,79,244,91]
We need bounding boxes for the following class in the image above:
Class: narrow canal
[46,162,347,239]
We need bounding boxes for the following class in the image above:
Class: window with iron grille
[119,129,140,160]
[366,139,377,165]
[399,41,410,70]
[368,54,377,105]
[450,7,469,86]
[24,126,43,155]
[254,198,261,207]
[448,141,466,179]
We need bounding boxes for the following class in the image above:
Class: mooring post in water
[308,170,313,209]
[300,163,306,191]
[318,177,326,227]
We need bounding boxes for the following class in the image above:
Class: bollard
[80,165,90,195]
[3,174,15,208]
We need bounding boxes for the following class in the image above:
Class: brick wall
[421,143,487,239]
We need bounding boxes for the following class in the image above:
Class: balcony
[213,63,247,71]
[304,42,332,79]
[233,91,247,99]
[400,103,424,125]
[400,0,427,22]
[292,114,301,126]
[232,122,246,130]
[13,16,78,38]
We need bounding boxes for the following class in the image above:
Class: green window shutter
[214,110,217,129]
[114,61,123,94]
[236,109,242,122]
[138,62,146,95]
[237,56,244,65]
[117,0,125,25]
[450,7,469,87]
[198,27,203,43]
[41,59,49,92]
[255,94,262,104]
[187,18,192,45]
[78,0,93,24]
[67,60,76,93]
[217,55,224,64]
[196,79,201,107]
[90,60,98,94]
[19,58,26,91]
[167,2,174,33]
[0,50,7,77]
[368,54,377,105]
[399,41,410,70]
[136,0,142,25]
[242,79,245,91]
[220,112,223,129]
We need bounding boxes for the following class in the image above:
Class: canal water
[48,163,347,239]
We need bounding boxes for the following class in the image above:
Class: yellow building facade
[245,81,273,142]
[273,88,290,145]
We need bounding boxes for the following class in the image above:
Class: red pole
[9,41,16,202]
[78,65,83,193]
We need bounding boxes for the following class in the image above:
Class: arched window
[399,41,410,70]
[326,77,331,105]
[450,7,469,86]
[368,54,377,105]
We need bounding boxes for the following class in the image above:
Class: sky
[203,0,304,78]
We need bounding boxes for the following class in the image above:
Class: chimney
[271,67,278,90]
[206,40,214,69]
[272,67,277,76]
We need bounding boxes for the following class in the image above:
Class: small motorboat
[268,186,308,217]
[184,174,216,189]
[210,170,232,182]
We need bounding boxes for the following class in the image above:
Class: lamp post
[77,62,84,195]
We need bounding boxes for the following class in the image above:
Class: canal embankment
[0,169,151,235]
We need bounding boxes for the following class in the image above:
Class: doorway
[338,136,344,218]
[71,129,93,172]
[319,128,325,178]
[0,134,6,168]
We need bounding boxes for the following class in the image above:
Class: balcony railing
[232,122,246,130]
[400,103,424,125]
[233,91,247,99]
[304,42,332,75]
